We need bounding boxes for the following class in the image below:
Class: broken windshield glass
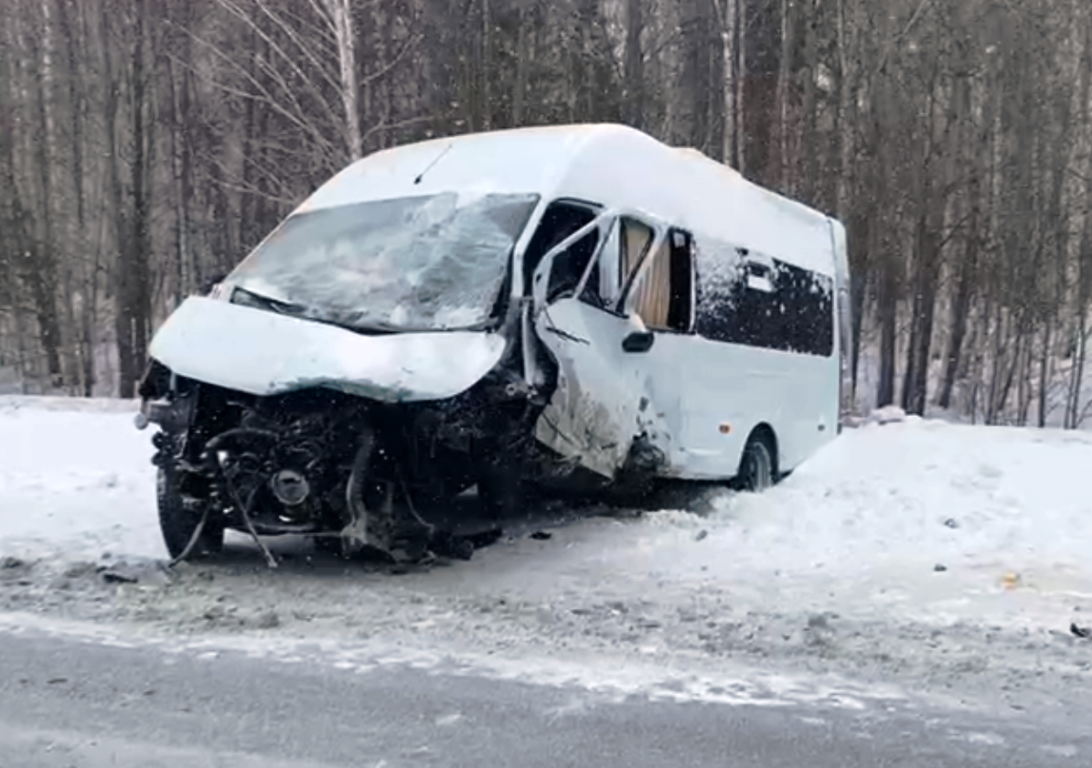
[227,192,539,332]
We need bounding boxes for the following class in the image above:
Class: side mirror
[622,330,655,353]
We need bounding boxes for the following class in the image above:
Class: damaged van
[136,124,851,564]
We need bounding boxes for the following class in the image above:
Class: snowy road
[1,622,1089,768]
[2,396,1092,759]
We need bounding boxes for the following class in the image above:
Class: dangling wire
[167,502,211,568]
[224,469,278,568]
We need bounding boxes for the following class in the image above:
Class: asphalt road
[0,627,1088,768]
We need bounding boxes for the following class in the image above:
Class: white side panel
[669,341,839,479]
[148,297,506,402]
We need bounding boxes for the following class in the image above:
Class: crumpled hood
[148,296,507,402]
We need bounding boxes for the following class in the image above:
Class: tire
[157,465,224,560]
[737,434,776,493]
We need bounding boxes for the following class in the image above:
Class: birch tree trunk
[319,0,363,161]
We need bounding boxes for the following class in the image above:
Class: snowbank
[0,397,163,561]
[608,416,1092,632]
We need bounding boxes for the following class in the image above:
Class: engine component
[271,469,310,507]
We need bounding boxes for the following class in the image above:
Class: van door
[611,225,698,471]
[531,215,663,478]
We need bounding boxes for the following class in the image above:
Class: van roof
[300,124,838,275]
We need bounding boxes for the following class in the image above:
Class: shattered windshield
[227,192,539,332]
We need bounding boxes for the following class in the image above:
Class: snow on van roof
[300,124,838,275]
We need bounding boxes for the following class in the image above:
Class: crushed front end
[135,188,555,565]
[137,338,548,565]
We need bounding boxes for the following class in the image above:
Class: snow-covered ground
[2,395,1091,712]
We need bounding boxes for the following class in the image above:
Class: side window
[523,201,598,294]
[774,261,834,356]
[546,229,599,302]
[694,239,834,356]
[626,227,694,333]
[620,218,654,286]
[577,215,653,311]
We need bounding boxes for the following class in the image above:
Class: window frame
[617,224,697,335]
[527,201,696,337]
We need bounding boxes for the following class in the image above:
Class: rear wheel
[737,434,776,493]
[157,465,224,560]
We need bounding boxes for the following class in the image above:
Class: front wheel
[157,465,224,560]
[736,435,775,493]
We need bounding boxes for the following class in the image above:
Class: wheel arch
[743,422,779,478]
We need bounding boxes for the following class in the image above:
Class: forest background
[2,0,1090,427]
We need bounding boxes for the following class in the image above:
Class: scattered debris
[1001,571,1021,590]
[934,564,948,572]
[529,531,552,541]
[694,529,709,542]
[1072,623,1091,639]
[0,556,25,569]
[102,570,138,585]
[943,518,959,529]
[47,678,68,685]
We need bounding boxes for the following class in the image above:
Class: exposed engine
[138,357,549,566]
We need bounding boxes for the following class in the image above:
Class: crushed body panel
[149,296,508,402]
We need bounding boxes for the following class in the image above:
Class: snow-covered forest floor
[2,396,1091,715]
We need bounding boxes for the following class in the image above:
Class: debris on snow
[1071,623,1090,639]
[529,531,553,541]
[101,570,138,585]
[429,532,475,561]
